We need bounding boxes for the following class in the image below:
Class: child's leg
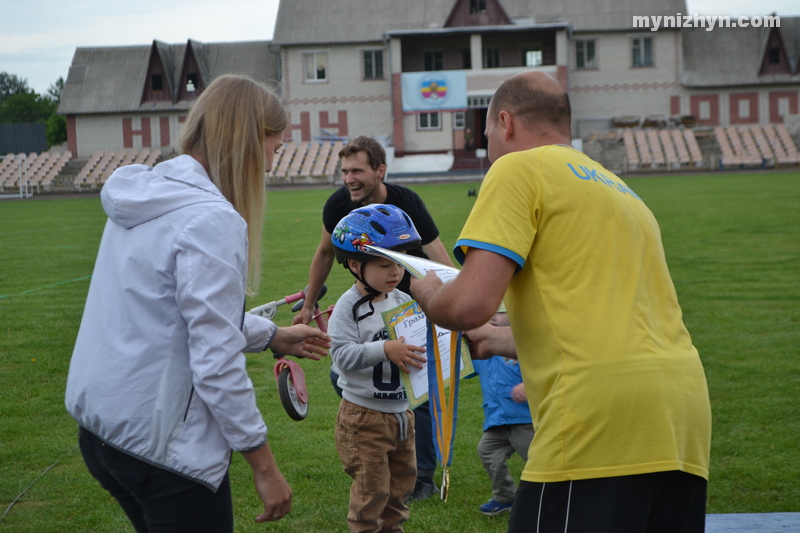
[381,409,416,532]
[478,427,517,503]
[508,423,534,462]
[335,399,401,533]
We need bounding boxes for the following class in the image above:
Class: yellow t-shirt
[456,145,711,483]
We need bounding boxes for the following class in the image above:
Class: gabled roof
[187,40,211,88]
[59,40,279,115]
[682,18,800,87]
[443,0,511,27]
[154,40,178,96]
[272,0,688,45]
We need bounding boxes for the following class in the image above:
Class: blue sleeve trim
[453,239,525,271]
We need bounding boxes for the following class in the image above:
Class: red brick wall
[67,115,77,155]
[729,93,759,124]
[320,110,348,137]
[769,91,799,123]
[122,117,152,148]
[690,94,719,126]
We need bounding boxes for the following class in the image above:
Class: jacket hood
[101,155,231,229]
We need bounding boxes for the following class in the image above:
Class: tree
[46,114,67,147]
[0,73,67,148]
[47,77,65,103]
[0,72,30,105]
[0,92,56,124]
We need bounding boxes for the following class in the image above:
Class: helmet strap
[345,261,383,322]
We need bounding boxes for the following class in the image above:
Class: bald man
[410,72,711,533]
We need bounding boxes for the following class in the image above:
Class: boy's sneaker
[406,478,438,502]
[479,499,514,516]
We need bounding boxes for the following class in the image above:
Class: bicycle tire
[278,367,308,421]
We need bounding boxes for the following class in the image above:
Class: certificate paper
[364,245,460,282]
[382,301,474,409]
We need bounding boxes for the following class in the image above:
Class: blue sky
[1,0,798,96]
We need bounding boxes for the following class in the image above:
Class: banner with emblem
[401,71,468,112]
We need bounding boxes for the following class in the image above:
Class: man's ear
[376,163,387,181]
[498,110,514,142]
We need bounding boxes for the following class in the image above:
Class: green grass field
[1,171,798,531]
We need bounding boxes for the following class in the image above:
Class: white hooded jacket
[65,155,276,491]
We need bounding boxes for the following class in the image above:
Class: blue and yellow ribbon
[426,322,462,501]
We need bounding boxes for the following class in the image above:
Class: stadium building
[48,0,800,186]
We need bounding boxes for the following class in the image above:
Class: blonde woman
[66,75,330,532]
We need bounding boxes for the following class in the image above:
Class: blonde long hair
[180,74,288,294]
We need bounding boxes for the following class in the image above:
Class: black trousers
[78,427,234,533]
[508,470,707,533]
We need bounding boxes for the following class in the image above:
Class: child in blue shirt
[472,308,534,516]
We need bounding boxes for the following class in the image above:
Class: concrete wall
[282,43,394,143]
[401,111,455,152]
[569,29,682,131]
[73,112,186,157]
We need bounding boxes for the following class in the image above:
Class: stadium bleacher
[0,151,73,193]
[622,127,706,170]
[620,125,799,172]
[3,127,794,194]
[268,140,343,183]
[74,149,162,190]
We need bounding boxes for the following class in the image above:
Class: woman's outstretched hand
[269,325,331,360]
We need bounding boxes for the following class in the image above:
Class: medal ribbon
[426,321,462,501]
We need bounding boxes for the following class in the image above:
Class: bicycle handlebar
[248,284,329,320]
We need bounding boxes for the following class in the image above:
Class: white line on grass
[0,275,92,300]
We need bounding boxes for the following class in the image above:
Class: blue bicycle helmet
[331,204,422,264]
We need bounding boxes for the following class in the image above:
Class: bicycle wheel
[278,367,308,421]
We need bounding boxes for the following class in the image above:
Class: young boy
[327,204,428,533]
[471,306,534,516]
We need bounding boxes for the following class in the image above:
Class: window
[484,47,501,68]
[453,111,465,130]
[462,49,472,69]
[417,112,441,130]
[768,47,780,64]
[698,101,711,121]
[468,95,492,107]
[363,50,384,80]
[151,74,163,91]
[186,73,198,92]
[575,40,596,69]
[632,37,653,67]
[424,51,444,71]
[470,0,486,14]
[524,49,543,67]
[304,52,327,81]
[738,99,750,119]
[778,97,790,118]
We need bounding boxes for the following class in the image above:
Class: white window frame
[575,39,597,69]
[631,36,653,67]
[303,51,328,82]
[778,97,790,118]
[417,112,442,131]
[467,95,492,108]
[453,111,466,130]
[699,101,711,121]
[738,98,751,119]
[362,49,384,80]
[524,49,543,67]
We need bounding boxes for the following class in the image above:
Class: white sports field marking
[0,275,92,300]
